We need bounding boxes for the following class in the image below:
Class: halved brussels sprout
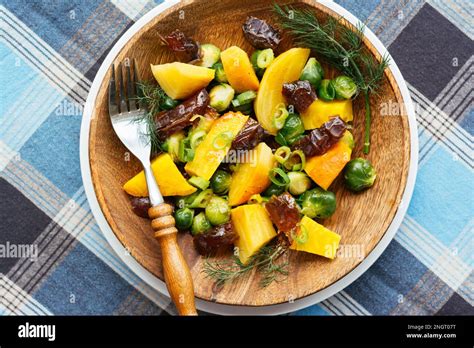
[198,43,221,68]
[209,83,235,112]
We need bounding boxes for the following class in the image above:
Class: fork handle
[149,203,197,316]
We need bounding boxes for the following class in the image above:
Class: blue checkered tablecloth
[0,0,472,316]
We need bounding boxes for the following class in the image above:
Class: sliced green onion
[256,48,274,69]
[189,114,205,122]
[274,146,291,164]
[212,131,233,150]
[187,189,213,208]
[178,138,194,162]
[232,90,257,107]
[284,150,306,171]
[269,167,290,187]
[189,130,207,149]
[273,103,289,130]
[295,224,309,244]
[188,176,210,190]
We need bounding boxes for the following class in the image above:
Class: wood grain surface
[88,0,410,306]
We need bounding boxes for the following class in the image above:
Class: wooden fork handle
[149,203,197,316]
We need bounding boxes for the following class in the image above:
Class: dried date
[293,117,346,157]
[242,16,281,49]
[282,80,317,113]
[155,89,210,140]
[193,222,237,255]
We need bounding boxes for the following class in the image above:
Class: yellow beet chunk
[228,142,275,206]
[304,141,352,190]
[123,153,197,197]
[232,204,277,264]
[254,48,310,134]
[185,112,248,180]
[300,99,353,130]
[290,216,341,259]
[220,46,259,93]
[151,62,215,100]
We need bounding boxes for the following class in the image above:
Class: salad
[122,7,383,287]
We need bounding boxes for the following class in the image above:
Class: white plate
[80,0,418,315]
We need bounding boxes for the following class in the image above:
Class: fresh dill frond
[203,243,289,288]
[133,81,171,154]
[274,4,390,153]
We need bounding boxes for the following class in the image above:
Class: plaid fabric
[0,0,472,316]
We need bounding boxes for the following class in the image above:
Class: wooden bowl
[83,0,416,309]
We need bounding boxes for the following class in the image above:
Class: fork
[109,59,197,316]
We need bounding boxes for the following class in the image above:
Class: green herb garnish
[134,81,177,153]
[274,4,390,154]
[203,243,289,288]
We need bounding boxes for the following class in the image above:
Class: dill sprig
[203,243,289,288]
[133,81,169,153]
[274,4,390,154]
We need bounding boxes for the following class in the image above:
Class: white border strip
[79,0,418,315]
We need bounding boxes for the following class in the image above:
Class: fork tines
[109,58,141,116]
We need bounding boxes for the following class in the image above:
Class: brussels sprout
[299,187,336,219]
[209,83,235,112]
[210,170,232,194]
[344,158,376,192]
[162,131,185,162]
[191,212,212,235]
[212,62,228,83]
[175,207,194,230]
[317,79,335,101]
[188,176,210,190]
[300,57,324,88]
[332,75,357,100]
[198,43,221,68]
[262,183,286,197]
[275,113,305,146]
[288,172,312,195]
[205,196,231,225]
[341,130,355,150]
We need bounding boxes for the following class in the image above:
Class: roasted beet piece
[265,192,300,238]
[282,80,317,113]
[242,16,281,49]
[162,29,200,62]
[231,118,264,151]
[130,197,151,218]
[155,89,210,140]
[193,222,237,255]
[293,117,346,157]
